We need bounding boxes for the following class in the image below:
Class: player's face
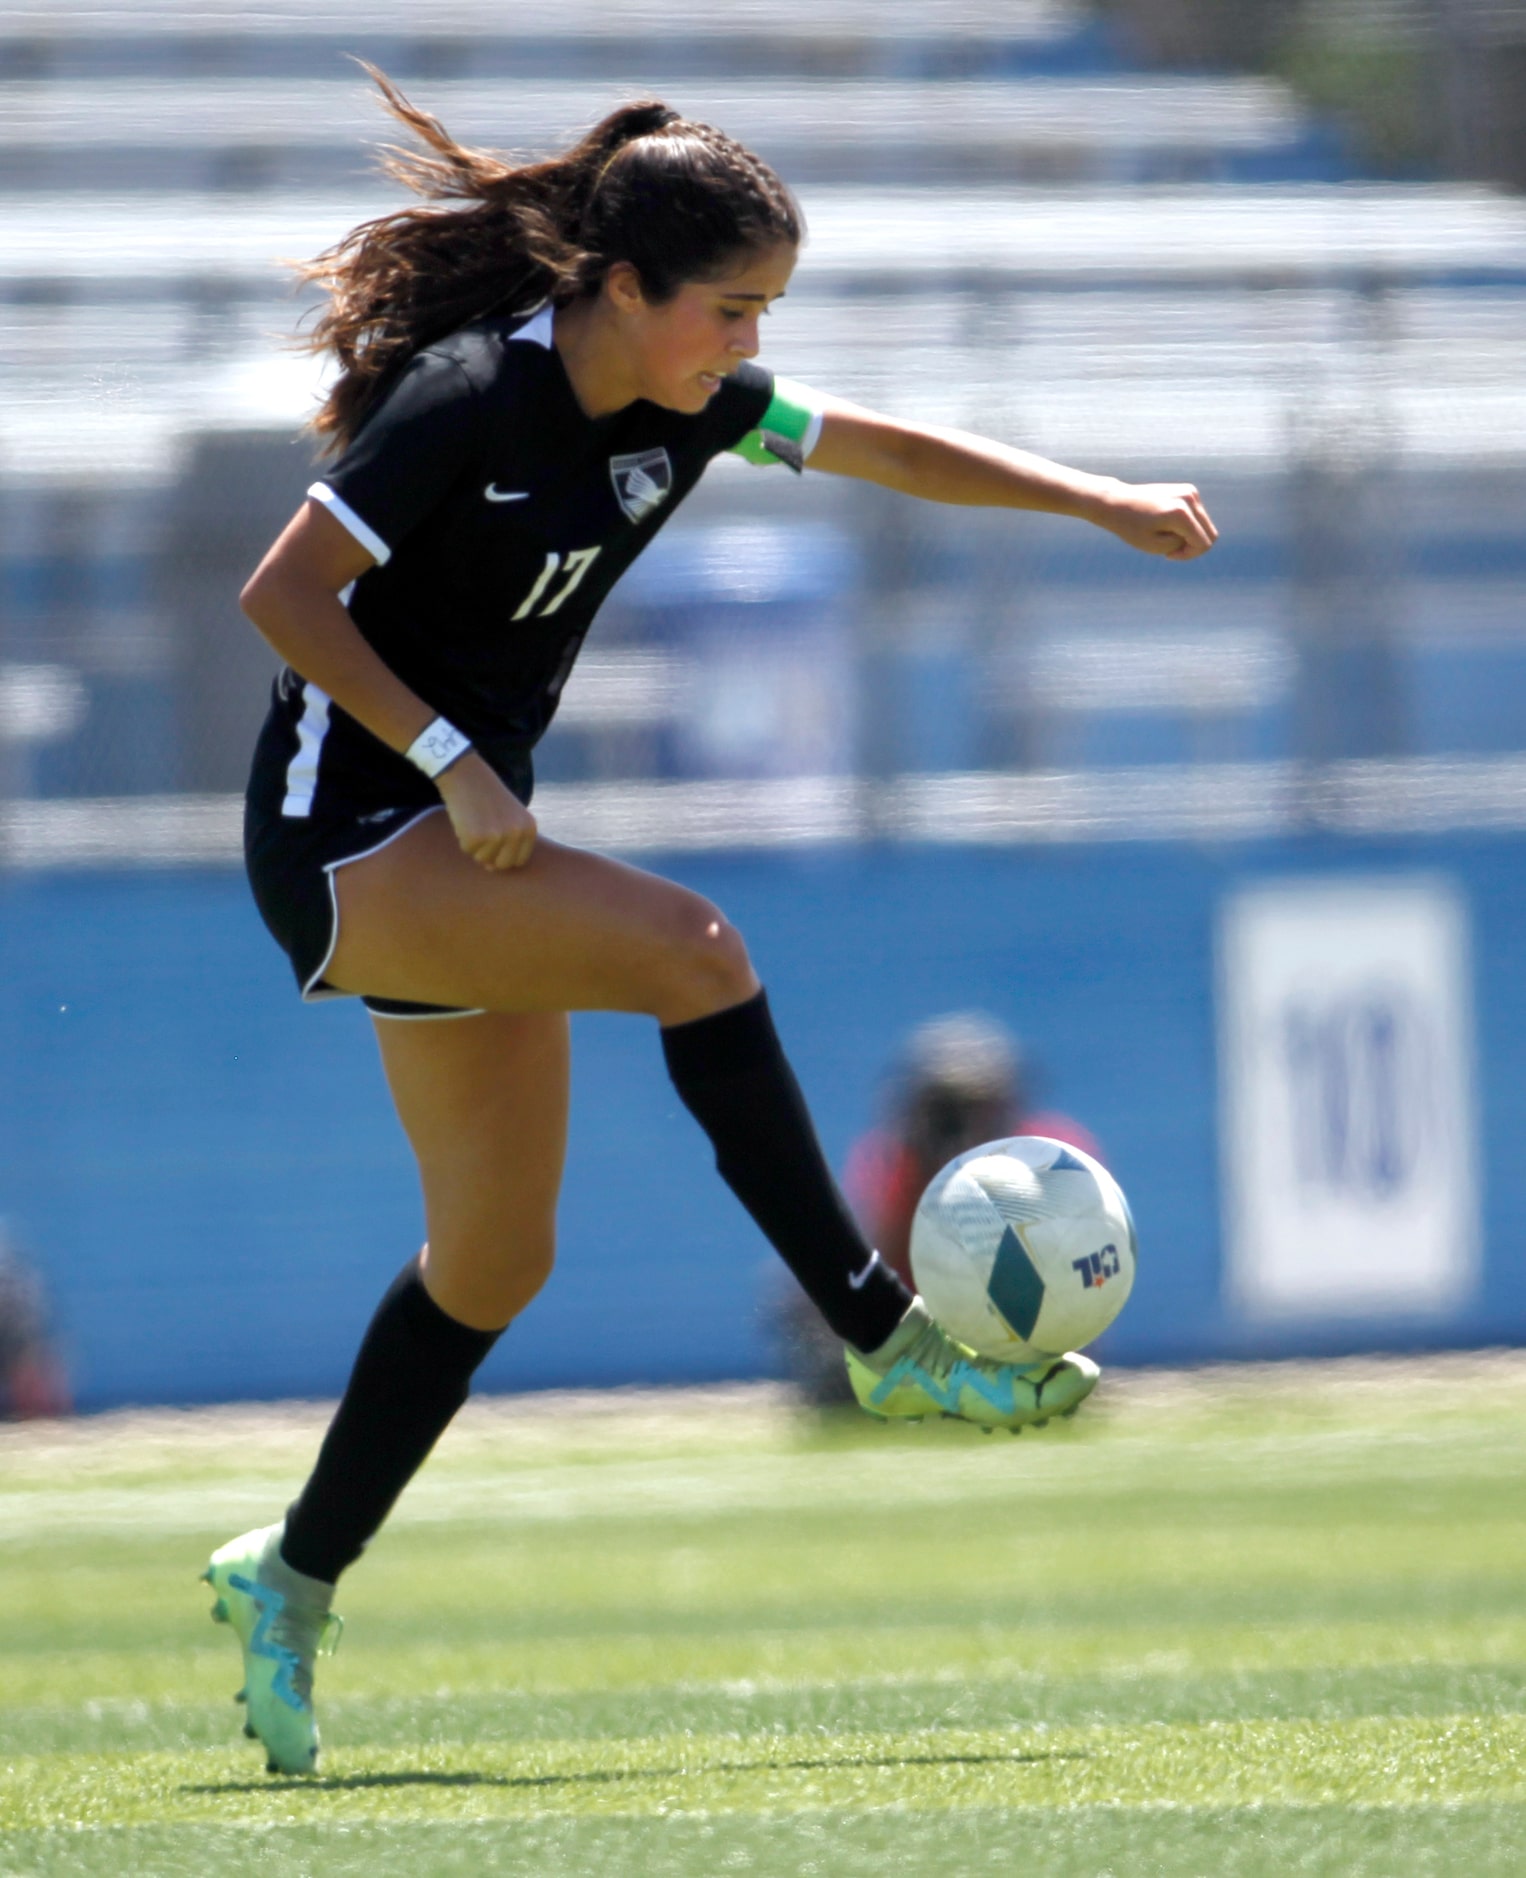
[636,242,798,413]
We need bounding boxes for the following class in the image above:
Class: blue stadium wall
[4,833,1525,1410]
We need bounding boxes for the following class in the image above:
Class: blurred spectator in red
[0,1229,72,1419]
[843,1011,1100,1290]
[774,1011,1100,1403]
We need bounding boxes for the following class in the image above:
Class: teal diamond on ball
[988,1225,1045,1342]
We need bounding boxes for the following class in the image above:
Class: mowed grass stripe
[5,1658,1526,1760]
[278,1659,1526,1740]
[9,1612,1526,1709]
[7,1809,1526,1878]
[5,1359,1526,1534]
[8,1812,1526,1878]
[5,1411,1525,1537]
[7,1717,1526,1828]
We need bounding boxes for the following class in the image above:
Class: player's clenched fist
[1095,479,1219,560]
[437,752,538,870]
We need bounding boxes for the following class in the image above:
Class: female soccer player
[204,75,1217,1776]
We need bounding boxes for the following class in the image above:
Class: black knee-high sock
[662,989,912,1351]
[280,1260,501,1584]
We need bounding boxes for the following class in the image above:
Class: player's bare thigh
[327,809,759,1025]
[372,1006,570,1330]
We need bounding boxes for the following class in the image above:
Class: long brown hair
[297,67,803,450]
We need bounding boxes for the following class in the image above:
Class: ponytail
[298,67,802,449]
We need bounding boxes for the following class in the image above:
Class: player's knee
[514,1231,557,1307]
[670,898,756,1014]
[426,1219,556,1330]
[479,1229,556,1325]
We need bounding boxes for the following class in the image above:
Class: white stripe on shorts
[281,681,332,819]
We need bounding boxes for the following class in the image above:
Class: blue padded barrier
[2,833,1523,1409]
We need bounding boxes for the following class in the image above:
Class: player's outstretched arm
[808,402,1218,561]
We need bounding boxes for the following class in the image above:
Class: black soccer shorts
[243,797,484,1021]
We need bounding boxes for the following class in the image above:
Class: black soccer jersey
[262,303,824,821]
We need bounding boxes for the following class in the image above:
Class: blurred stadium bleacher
[4,0,1526,847]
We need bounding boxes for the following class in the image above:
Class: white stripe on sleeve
[307,481,391,566]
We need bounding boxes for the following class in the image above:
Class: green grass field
[3,1356,1524,1876]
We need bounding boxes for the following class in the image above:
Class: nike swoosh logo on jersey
[484,484,530,503]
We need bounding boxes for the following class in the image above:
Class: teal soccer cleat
[201,1523,342,1775]
[846,1298,1099,1432]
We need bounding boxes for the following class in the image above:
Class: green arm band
[730,376,829,471]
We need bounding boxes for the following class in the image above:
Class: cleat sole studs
[209,1599,229,1624]
[234,1689,247,1704]
[245,1723,258,1739]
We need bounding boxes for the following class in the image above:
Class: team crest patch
[610,448,673,524]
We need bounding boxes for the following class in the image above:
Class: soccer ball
[910,1136,1136,1361]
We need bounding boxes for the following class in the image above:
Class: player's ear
[603,261,650,316]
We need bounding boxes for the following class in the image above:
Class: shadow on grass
[186,1747,1088,1796]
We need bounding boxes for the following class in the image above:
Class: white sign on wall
[1218,876,1480,1320]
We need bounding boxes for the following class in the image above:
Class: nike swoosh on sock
[847,1251,884,1291]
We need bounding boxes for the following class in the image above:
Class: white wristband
[405,717,473,780]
